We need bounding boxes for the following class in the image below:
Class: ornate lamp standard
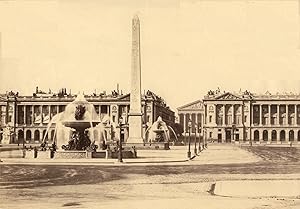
[198,125,202,152]
[118,116,124,163]
[22,125,25,148]
[187,119,192,159]
[194,123,197,155]
[204,129,207,149]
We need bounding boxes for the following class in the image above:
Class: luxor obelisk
[127,15,143,143]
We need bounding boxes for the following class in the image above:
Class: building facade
[0,88,175,144]
[203,89,300,144]
[177,100,205,138]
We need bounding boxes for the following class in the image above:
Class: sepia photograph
[0,0,300,208]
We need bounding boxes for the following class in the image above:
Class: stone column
[223,105,226,126]
[23,105,26,125]
[57,105,59,114]
[251,105,254,126]
[183,114,186,134]
[40,105,43,125]
[268,105,271,125]
[277,105,280,125]
[295,105,298,126]
[259,105,262,126]
[128,15,143,143]
[31,105,34,125]
[232,104,234,125]
[98,105,101,119]
[286,105,289,125]
[48,105,51,120]
[15,105,18,126]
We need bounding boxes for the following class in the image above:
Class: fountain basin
[62,121,100,130]
[23,149,137,159]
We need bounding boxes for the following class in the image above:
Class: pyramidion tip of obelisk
[133,13,140,21]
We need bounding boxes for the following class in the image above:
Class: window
[101,105,108,114]
[209,116,212,123]
[8,115,12,122]
[244,116,247,122]
[209,132,212,138]
[112,116,115,122]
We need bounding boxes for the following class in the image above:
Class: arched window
[34,130,40,141]
[51,130,55,142]
[263,130,268,141]
[18,130,24,141]
[26,130,31,141]
[289,130,294,141]
[280,130,285,141]
[271,130,277,141]
[254,130,259,141]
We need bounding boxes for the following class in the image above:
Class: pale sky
[0,0,300,112]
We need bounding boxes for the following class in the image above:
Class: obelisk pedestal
[127,15,143,144]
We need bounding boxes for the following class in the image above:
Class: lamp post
[118,116,123,163]
[187,119,192,159]
[22,126,25,148]
[232,124,236,143]
[204,129,207,149]
[194,123,197,155]
[198,125,202,152]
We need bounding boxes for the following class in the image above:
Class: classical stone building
[177,100,205,138]
[203,89,300,144]
[0,88,175,144]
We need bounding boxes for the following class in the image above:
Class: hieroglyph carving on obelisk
[127,15,143,143]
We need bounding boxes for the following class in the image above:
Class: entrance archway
[225,130,231,143]
[34,130,40,142]
[280,130,285,141]
[51,130,55,142]
[26,130,31,141]
[263,130,268,141]
[289,130,294,141]
[254,130,259,141]
[271,130,277,141]
[18,130,24,143]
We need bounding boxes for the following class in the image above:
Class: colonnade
[252,104,299,126]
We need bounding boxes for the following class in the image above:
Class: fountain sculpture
[145,116,178,149]
[43,93,101,151]
[26,93,137,159]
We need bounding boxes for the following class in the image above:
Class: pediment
[178,100,204,111]
[215,92,242,100]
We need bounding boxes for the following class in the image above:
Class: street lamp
[194,123,197,155]
[187,118,192,159]
[118,116,124,163]
[22,126,25,149]
[198,125,202,152]
[204,129,207,149]
[232,124,236,143]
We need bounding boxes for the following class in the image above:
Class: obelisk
[127,15,143,143]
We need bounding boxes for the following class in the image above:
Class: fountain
[25,93,137,159]
[145,116,178,150]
